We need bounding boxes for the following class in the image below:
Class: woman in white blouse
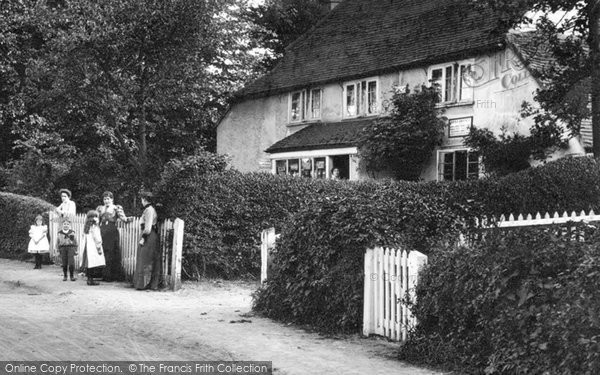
[56,188,76,217]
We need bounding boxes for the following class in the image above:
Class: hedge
[421,156,600,220]
[157,169,371,279]
[251,156,600,337]
[252,180,463,333]
[399,226,600,374]
[0,192,56,259]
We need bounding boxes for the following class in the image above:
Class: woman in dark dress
[96,191,131,281]
[133,192,160,290]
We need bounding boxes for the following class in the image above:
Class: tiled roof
[265,118,374,153]
[239,0,506,99]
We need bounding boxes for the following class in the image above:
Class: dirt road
[0,259,443,375]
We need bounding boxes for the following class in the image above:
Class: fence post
[363,247,375,337]
[170,218,184,291]
[260,227,276,284]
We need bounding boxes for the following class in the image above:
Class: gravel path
[0,259,445,375]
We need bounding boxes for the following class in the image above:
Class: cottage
[217,0,586,181]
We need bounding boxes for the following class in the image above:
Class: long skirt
[133,231,161,290]
[100,222,125,281]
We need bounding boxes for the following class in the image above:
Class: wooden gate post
[170,218,184,291]
[363,247,375,337]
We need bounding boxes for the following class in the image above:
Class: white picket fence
[363,247,428,342]
[492,209,600,228]
[48,211,184,290]
[260,227,279,284]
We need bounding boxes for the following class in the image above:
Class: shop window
[343,78,378,118]
[438,150,479,181]
[290,88,322,123]
[273,155,351,179]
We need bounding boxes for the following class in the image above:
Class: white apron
[80,225,105,268]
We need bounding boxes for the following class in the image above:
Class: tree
[358,85,445,181]
[244,0,328,69]
[0,0,262,199]
[472,0,600,157]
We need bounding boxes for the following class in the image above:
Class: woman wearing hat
[56,189,76,217]
[133,192,160,290]
[96,191,132,282]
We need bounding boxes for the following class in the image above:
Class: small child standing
[56,218,78,281]
[28,215,50,269]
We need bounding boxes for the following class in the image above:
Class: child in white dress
[28,215,50,269]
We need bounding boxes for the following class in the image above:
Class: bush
[399,226,600,374]
[0,192,56,259]
[419,156,600,222]
[157,165,355,279]
[253,180,463,333]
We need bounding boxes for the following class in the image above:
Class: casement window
[438,149,479,181]
[290,88,322,123]
[343,78,378,118]
[429,63,474,104]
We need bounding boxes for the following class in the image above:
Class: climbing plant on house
[358,85,445,180]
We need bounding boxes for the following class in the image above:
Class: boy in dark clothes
[56,219,78,281]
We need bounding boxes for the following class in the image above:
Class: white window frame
[428,60,474,105]
[437,148,480,181]
[289,88,322,123]
[342,77,379,118]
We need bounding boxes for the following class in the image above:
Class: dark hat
[59,188,72,198]
[140,191,154,201]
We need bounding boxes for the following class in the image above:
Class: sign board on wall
[448,117,473,138]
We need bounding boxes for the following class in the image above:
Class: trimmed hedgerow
[399,226,600,374]
[0,192,55,259]
[424,156,600,220]
[252,181,463,333]
[157,167,367,279]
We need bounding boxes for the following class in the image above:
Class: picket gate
[48,211,183,290]
[363,247,427,342]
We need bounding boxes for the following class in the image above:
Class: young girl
[56,218,78,281]
[80,210,105,285]
[28,215,50,269]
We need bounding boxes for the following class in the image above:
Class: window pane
[301,158,312,178]
[440,153,454,181]
[314,157,326,179]
[276,160,287,175]
[467,152,479,179]
[288,159,300,176]
[291,92,302,121]
[431,69,443,102]
[367,81,377,114]
[311,89,321,118]
[346,84,356,116]
[454,151,468,181]
[360,81,366,114]
[445,66,453,102]
[460,65,473,101]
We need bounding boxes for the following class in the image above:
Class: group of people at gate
[27,188,161,290]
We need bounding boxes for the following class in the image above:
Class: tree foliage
[471,0,600,156]
[244,0,327,69]
[358,85,445,180]
[0,0,261,203]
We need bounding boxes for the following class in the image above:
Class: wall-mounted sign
[448,117,473,138]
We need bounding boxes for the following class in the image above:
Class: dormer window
[290,88,322,123]
[428,62,474,104]
[343,78,378,118]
